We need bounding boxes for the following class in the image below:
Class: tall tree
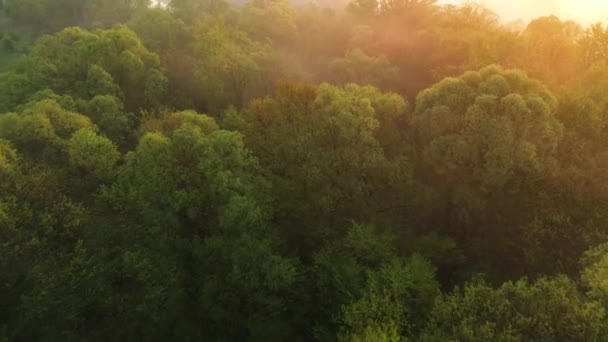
[243,82,420,256]
[410,65,563,279]
[99,112,297,340]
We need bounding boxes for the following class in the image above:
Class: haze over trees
[3,0,608,340]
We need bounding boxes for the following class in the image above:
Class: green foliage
[85,64,121,98]
[243,82,418,255]
[423,4,517,80]
[97,115,296,339]
[581,243,608,308]
[68,128,120,181]
[144,68,169,108]
[1,33,16,52]
[85,95,134,145]
[340,255,440,341]
[4,0,47,31]
[5,1,608,340]
[411,65,565,279]
[191,22,277,112]
[413,65,561,189]
[127,7,187,53]
[422,276,606,341]
[0,139,18,190]
[4,0,150,32]
[1,26,164,112]
[0,99,94,161]
[169,0,230,23]
[85,0,151,28]
[240,0,297,45]
[329,49,400,91]
[139,109,220,137]
[312,224,398,336]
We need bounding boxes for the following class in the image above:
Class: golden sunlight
[441,0,608,24]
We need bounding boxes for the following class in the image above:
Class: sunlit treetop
[412,65,562,193]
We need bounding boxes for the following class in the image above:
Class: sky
[438,0,608,24]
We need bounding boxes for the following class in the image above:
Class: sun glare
[558,0,608,23]
[441,0,608,24]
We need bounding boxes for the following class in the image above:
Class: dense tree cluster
[3,0,608,340]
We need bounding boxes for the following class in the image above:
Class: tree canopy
[4,0,608,340]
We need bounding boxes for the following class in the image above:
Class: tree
[422,276,606,341]
[0,140,18,189]
[83,95,135,146]
[348,0,437,22]
[84,0,150,28]
[328,49,400,91]
[580,23,608,69]
[523,64,608,276]
[311,223,399,339]
[422,4,522,81]
[139,109,220,137]
[191,22,276,112]
[0,99,94,162]
[3,26,166,112]
[6,1,608,339]
[243,82,417,255]
[85,64,122,99]
[0,57,59,113]
[520,16,581,86]
[410,65,563,279]
[581,242,608,309]
[4,0,149,32]
[127,7,188,54]
[240,0,297,46]
[169,0,229,23]
[339,255,439,341]
[99,112,298,340]
[144,68,169,108]
[0,103,104,340]
[4,0,54,32]
[67,128,120,182]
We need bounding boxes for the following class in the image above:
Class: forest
[2,0,608,340]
